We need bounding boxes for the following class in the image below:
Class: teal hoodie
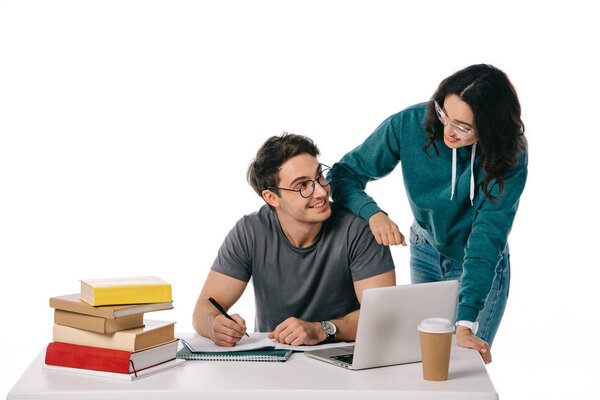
[331,102,528,322]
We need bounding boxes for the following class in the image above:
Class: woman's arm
[331,114,407,245]
[330,114,402,220]
[459,150,528,323]
[454,155,527,364]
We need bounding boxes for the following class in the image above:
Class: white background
[1,1,599,398]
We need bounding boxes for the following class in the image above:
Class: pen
[208,297,250,337]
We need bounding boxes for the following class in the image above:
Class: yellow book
[80,276,172,306]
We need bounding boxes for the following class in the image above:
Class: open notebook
[177,332,350,362]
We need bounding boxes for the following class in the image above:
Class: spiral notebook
[176,344,292,362]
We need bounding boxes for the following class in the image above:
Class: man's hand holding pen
[207,297,249,347]
[210,313,248,347]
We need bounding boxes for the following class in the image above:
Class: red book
[45,340,179,375]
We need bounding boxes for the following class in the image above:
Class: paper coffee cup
[418,318,453,381]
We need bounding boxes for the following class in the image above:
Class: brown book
[50,293,173,319]
[52,320,175,352]
[54,309,144,333]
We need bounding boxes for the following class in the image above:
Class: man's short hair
[247,133,320,207]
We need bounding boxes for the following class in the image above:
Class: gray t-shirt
[211,204,395,332]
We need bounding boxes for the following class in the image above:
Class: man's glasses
[434,100,475,140]
[268,165,331,198]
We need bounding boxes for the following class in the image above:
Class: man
[192,133,396,346]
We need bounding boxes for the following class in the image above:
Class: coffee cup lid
[418,318,454,334]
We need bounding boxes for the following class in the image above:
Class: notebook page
[179,332,352,353]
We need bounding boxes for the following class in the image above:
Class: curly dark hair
[247,133,320,209]
[424,64,526,201]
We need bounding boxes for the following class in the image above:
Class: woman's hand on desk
[456,326,492,364]
[269,317,326,346]
[210,314,247,347]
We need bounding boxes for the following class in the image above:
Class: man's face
[273,153,331,225]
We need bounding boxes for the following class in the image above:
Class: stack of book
[44,276,184,380]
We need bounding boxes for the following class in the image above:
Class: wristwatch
[455,320,479,335]
[321,320,337,343]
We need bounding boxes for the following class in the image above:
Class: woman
[331,64,527,363]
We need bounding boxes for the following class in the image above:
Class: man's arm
[192,270,249,347]
[269,270,396,345]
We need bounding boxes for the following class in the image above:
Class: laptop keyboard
[331,354,353,364]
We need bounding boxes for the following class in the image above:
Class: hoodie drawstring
[450,148,457,201]
[469,143,476,205]
[450,143,477,206]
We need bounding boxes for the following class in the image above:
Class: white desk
[7,340,498,400]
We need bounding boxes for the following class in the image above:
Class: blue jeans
[409,222,510,347]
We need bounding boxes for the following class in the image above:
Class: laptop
[305,280,459,370]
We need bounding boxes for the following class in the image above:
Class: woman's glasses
[434,100,475,140]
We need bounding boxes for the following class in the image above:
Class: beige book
[54,309,144,333]
[52,320,175,351]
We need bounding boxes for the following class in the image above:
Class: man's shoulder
[236,205,275,230]
[218,205,275,257]
[329,203,370,234]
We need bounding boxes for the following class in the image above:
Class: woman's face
[441,94,478,149]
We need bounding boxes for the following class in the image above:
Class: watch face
[322,320,336,335]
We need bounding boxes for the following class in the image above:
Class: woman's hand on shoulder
[368,212,407,246]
